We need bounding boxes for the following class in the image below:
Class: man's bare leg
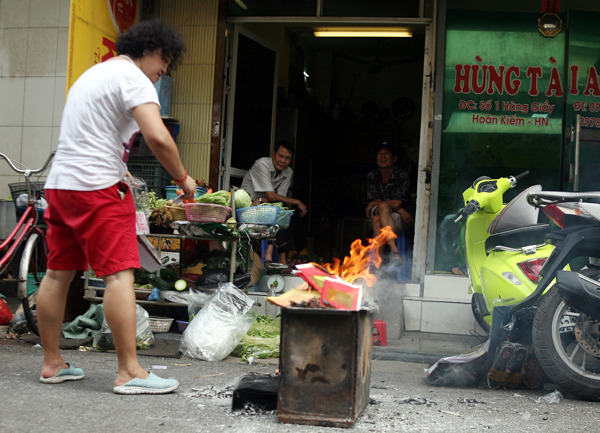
[264,243,274,262]
[38,269,76,378]
[278,251,287,264]
[372,203,400,255]
[102,269,149,386]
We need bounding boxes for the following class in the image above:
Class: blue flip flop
[113,372,179,395]
[39,363,85,384]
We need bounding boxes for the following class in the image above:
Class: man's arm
[264,191,307,217]
[132,102,196,199]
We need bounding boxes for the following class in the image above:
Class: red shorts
[44,182,140,277]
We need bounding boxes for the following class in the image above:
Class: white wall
[0,0,70,198]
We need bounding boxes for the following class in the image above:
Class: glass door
[564,10,600,192]
[221,25,279,190]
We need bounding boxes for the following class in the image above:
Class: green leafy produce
[234,189,252,209]
[233,315,281,361]
[258,202,293,211]
[148,190,167,210]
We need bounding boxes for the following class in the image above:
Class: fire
[323,226,397,286]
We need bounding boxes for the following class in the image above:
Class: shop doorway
[222,26,279,190]
[220,22,431,266]
[563,10,600,193]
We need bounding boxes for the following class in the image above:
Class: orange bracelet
[173,170,188,184]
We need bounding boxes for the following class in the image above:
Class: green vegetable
[174,279,187,291]
[232,315,281,361]
[234,189,252,209]
[226,217,236,230]
[147,274,174,291]
[258,202,293,211]
[158,268,179,283]
[148,190,168,210]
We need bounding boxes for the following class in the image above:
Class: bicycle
[0,151,55,335]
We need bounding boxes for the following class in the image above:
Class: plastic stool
[373,320,387,346]
[261,240,279,263]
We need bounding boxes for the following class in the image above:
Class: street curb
[372,348,446,366]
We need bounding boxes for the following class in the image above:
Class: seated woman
[365,142,414,265]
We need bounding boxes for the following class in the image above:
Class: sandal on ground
[39,363,85,384]
[504,344,529,389]
[487,342,515,389]
[113,372,179,395]
[388,252,404,267]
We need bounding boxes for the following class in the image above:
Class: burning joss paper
[321,277,363,311]
[293,263,332,292]
[266,288,321,309]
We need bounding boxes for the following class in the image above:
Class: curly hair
[116,18,185,71]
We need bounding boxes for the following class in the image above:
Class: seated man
[241,140,307,264]
[365,142,414,264]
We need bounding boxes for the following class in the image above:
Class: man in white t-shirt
[36,19,195,395]
[241,141,307,264]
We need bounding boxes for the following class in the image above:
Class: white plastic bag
[179,283,256,361]
[93,304,154,351]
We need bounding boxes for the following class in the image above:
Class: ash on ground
[187,385,234,399]
[230,402,277,417]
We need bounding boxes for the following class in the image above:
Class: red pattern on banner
[541,0,561,13]
[101,37,117,62]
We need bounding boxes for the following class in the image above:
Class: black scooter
[508,190,600,400]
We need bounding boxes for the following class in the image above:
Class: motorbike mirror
[514,171,530,181]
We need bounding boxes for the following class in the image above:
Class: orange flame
[323,226,397,286]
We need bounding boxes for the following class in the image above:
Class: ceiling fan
[335,38,421,73]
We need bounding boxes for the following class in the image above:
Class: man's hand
[297,202,307,217]
[398,208,414,226]
[179,176,197,201]
[365,200,381,219]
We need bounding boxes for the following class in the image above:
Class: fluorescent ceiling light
[233,0,248,10]
[313,28,413,38]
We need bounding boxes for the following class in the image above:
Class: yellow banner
[67,0,140,91]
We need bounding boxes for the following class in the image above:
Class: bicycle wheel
[18,232,47,336]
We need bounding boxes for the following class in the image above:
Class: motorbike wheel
[471,293,490,333]
[533,285,600,401]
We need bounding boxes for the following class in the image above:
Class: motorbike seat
[556,270,600,319]
[485,223,550,253]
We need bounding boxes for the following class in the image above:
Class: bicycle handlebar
[0,151,55,176]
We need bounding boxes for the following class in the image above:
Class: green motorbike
[455,172,556,332]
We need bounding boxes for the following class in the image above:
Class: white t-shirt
[45,60,159,191]
[240,156,293,200]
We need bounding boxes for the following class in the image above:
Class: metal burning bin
[277,307,373,428]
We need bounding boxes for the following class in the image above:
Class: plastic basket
[149,316,173,333]
[184,203,231,223]
[165,205,187,221]
[277,210,294,229]
[236,206,279,225]
[126,159,171,198]
[8,181,47,222]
